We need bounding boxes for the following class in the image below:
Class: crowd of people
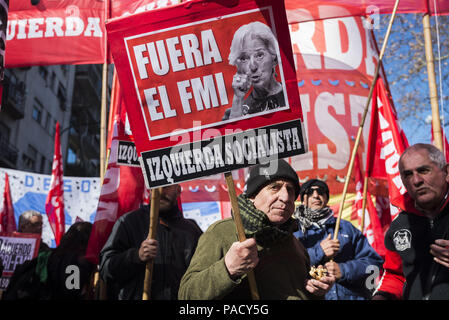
[1,143,449,300]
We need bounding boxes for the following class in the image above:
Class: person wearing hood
[294,179,383,300]
[99,184,203,300]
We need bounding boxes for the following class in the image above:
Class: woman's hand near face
[232,73,251,98]
[228,72,251,119]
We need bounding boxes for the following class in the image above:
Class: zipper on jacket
[422,217,441,300]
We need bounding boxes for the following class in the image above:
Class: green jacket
[178,218,319,300]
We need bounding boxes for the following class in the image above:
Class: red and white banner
[45,121,65,246]
[0,232,40,291]
[289,14,380,194]
[285,0,449,24]
[0,172,16,234]
[107,0,306,189]
[6,0,106,67]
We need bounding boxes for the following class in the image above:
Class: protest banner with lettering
[6,0,106,67]
[107,0,306,189]
[0,232,40,291]
[0,168,100,247]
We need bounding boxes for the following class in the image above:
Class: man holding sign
[178,159,335,299]
[99,184,202,300]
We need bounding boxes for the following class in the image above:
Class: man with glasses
[294,179,383,300]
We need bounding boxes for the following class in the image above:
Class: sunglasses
[305,186,326,197]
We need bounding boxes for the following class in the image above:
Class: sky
[373,13,449,146]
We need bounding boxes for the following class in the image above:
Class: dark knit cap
[299,179,329,202]
[245,159,300,199]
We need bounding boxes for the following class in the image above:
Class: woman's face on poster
[235,37,277,90]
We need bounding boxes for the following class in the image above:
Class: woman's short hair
[18,210,42,232]
[228,21,279,66]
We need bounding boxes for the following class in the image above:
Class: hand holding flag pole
[142,187,162,300]
[224,172,260,300]
[333,0,401,241]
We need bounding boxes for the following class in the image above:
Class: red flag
[85,97,144,265]
[366,77,414,217]
[45,121,65,245]
[353,155,386,257]
[431,122,449,163]
[0,172,16,233]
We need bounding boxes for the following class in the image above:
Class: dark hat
[245,159,300,199]
[299,179,329,202]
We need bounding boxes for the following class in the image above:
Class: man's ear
[175,184,181,196]
[302,194,308,207]
[445,164,449,183]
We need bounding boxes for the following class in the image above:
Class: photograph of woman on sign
[222,21,286,121]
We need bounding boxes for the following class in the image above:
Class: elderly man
[294,179,383,300]
[178,159,335,300]
[18,210,50,253]
[373,143,449,300]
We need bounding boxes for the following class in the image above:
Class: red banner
[6,0,106,67]
[285,0,449,24]
[45,121,65,246]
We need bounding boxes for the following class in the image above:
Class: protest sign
[107,0,306,189]
[0,168,100,247]
[0,232,40,291]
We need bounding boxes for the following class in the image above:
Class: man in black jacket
[378,143,449,299]
[99,184,202,300]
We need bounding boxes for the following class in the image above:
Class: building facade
[0,64,111,177]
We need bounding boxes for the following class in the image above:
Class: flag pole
[360,176,368,232]
[333,0,401,240]
[100,0,110,183]
[224,172,260,300]
[422,11,443,151]
[142,187,162,300]
[95,0,110,300]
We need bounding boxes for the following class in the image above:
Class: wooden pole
[100,63,108,183]
[423,13,443,151]
[142,187,161,300]
[96,0,110,301]
[360,176,368,232]
[224,172,260,300]
[333,0,401,240]
[100,0,110,183]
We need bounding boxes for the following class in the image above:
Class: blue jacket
[294,215,384,300]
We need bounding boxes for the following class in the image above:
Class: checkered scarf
[234,194,298,248]
[294,205,333,233]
